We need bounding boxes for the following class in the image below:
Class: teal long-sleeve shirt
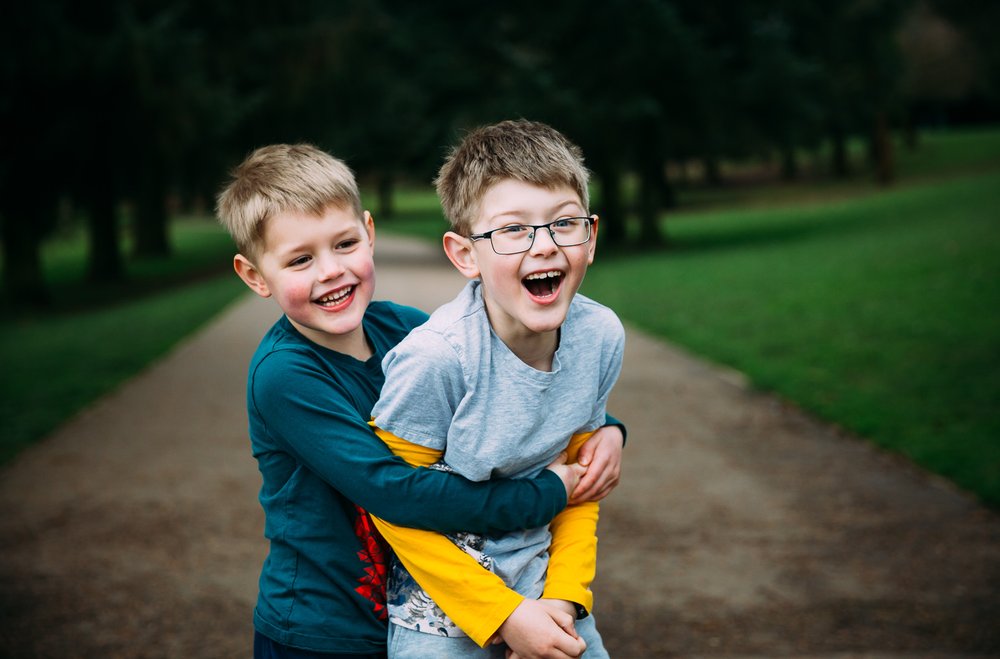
[247,302,567,654]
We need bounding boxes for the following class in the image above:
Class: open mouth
[315,285,354,308]
[522,270,563,299]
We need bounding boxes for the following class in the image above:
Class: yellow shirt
[370,425,599,648]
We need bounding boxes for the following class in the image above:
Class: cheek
[276,278,314,306]
[351,256,377,290]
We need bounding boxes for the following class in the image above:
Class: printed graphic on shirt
[388,530,493,637]
[386,461,494,637]
[353,505,389,621]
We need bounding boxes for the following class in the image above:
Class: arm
[541,432,600,613]
[372,428,581,650]
[571,422,624,503]
[604,412,627,445]
[250,352,566,535]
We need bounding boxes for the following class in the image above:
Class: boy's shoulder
[250,301,429,373]
[367,299,430,334]
[569,293,625,335]
[382,283,483,366]
[399,281,484,344]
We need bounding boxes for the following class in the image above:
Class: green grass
[0,219,247,462]
[25,217,239,312]
[581,170,1000,506]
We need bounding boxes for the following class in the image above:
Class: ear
[363,210,375,253]
[442,231,481,279]
[586,215,599,265]
[234,254,272,298]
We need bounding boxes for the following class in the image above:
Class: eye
[552,218,575,229]
[495,224,529,236]
[337,238,360,250]
[288,255,312,267]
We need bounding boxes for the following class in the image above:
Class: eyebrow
[489,200,584,224]
[274,224,362,257]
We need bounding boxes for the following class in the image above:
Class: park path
[1,234,998,658]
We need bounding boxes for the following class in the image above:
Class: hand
[546,452,587,502]
[537,598,578,619]
[498,599,586,659]
[570,425,623,503]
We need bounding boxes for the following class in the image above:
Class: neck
[500,328,559,371]
[291,319,372,361]
[336,333,373,361]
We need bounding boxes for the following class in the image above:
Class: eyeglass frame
[467,216,597,255]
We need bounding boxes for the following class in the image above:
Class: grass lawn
[582,170,1000,506]
[0,220,247,463]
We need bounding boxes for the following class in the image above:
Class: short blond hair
[435,120,590,235]
[216,144,362,259]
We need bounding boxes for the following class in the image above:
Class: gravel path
[1,235,997,658]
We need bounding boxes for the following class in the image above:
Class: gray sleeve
[588,310,626,430]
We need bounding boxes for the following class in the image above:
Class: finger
[570,461,604,501]
[554,632,587,657]
[576,437,597,466]
[550,609,577,634]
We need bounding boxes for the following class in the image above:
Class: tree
[1,1,74,303]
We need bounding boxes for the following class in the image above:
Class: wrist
[538,469,570,508]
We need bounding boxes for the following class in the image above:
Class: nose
[528,225,559,256]
[316,252,346,281]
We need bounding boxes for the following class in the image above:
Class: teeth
[525,270,563,280]
[318,287,352,304]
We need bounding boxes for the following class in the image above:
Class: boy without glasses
[370,120,625,658]
[215,144,624,659]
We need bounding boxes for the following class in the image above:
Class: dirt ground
[1,235,998,658]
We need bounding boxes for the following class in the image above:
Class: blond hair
[215,144,362,259]
[435,119,590,235]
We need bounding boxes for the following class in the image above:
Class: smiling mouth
[316,286,354,307]
[523,270,563,299]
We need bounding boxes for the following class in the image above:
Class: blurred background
[1,0,998,504]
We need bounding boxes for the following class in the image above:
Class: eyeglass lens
[491,218,590,254]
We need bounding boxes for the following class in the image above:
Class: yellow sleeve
[540,431,600,613]
[369,424,524,647]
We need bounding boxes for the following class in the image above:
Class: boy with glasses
[371,120,624,658]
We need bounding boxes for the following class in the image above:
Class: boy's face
[445,179,597,346]
[235,205,376,355]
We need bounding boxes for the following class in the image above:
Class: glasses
[469,216,595,255]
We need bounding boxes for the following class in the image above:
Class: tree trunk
[781,147,798,180]
[133,157,171,258]
[903,108,919,150]
[376,172,394,220]
[830,122,850,179]
[657,160,677,210]
[596,164,626,247]
[873,110,895,186]
[703,154,723,186]
[637,154,665,248]
[0,207,49,307]
[86,187,124,283]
